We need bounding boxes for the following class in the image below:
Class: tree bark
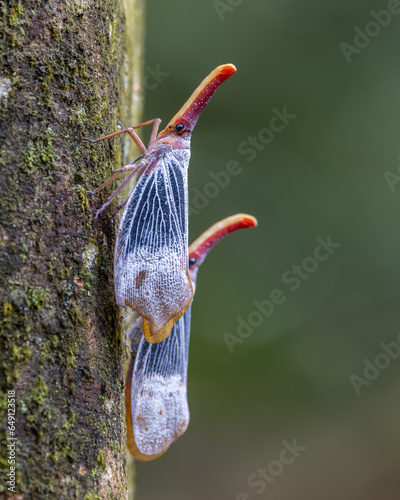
[0,0,143,498]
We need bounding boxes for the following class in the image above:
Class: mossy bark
[0,0,143,498]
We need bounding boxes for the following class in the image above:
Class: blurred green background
[135,1,400,499]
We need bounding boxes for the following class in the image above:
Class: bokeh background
[135,1,400,499]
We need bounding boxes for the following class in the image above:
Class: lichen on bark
[0,0,143,498]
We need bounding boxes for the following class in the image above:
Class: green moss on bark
[0,0,143,497]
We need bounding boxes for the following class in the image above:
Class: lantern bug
[84,64,237,345]
[125,214,257,461]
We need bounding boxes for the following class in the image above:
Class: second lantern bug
[84,64,237,344]
[125,214,257,461]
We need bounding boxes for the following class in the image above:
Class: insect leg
[123,118,162,151]
[87,160,142,195]
[125,317,143,351]
[82,127,145,155]
[112,197,129,217]
[95,168,138,218]
[148,118,162,146]
[82,118,161,154]
[114,154,143,173]
[128,118,161,131]
[83,127,147,155]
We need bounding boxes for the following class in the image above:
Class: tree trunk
[0,0,143,498]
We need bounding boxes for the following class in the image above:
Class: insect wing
[115,147,193,344]
[125,214,257,460]
[127,311,191,460]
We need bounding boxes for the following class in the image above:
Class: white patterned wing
[114,147,192,343]
[130,310,191,457]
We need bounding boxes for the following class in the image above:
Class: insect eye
[189,257,196,266]
[175,123,184,133]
